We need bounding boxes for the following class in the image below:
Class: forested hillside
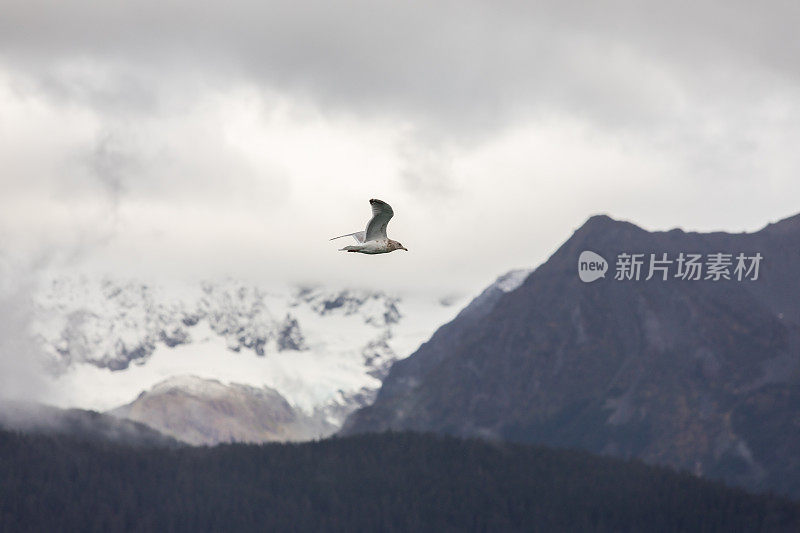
[1,430,797,532]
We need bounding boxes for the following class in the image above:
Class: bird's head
[389,240,408,252]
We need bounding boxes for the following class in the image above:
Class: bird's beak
[402,247,408,251]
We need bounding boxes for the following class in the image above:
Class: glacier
[29,271,530,439]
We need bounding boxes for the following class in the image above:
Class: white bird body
[330,199,408,254]
[341,238,392,254]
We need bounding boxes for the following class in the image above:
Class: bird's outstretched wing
[329,231,366,243]
[365,198,394,241]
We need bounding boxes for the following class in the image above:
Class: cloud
[1,0,797,135]
[0,254,53,403]
[0,0,799,299]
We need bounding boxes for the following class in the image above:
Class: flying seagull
[330,198,408,254]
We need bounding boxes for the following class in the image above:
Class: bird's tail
[330,231,366,243]
[330,232,357,241]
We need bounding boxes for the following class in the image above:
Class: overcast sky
[2,0,800,296]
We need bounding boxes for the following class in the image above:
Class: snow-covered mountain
[30,272,529,442]
[34,278,404,374]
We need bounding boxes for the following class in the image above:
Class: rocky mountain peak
[344,211,800,497]
[761,212,800,236]
[110,375,334,445]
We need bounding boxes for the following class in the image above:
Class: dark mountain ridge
[343,212,800,497]
[0,401,179,447]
